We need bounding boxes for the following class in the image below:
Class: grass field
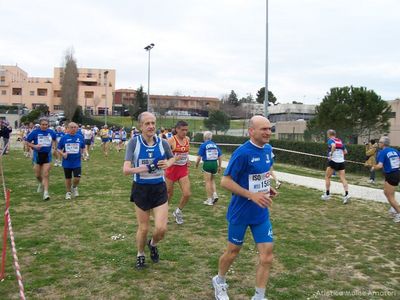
[0,145,399,299]
[93,116,246,131]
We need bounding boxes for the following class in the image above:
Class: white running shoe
[393,213,400,223]
[72,186,79,197]
[342,194,350,204]
[173,208,184,225]
[43,191,50,201]
[212,275,229,300]
[203,199,214,206]
[251,296,268,300]
[321,193,331,201]
[212,192,219,203]
[368,179,375,184]
[388,207,397,216]
[276,181,282,189]
[37,183,43,193]
[65,192,72,200]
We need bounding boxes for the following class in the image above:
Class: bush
[193,134,388,174]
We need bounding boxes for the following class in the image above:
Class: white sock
[254,287,266,299]
[137,252,145,257]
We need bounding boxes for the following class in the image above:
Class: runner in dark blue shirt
[212,116,278,300]
[372,136,400,223]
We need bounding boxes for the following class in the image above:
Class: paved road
[189,155,399,204]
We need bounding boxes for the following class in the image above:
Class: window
[1,90,6,95]
[53,90,61,97]
[0,76,5,84]
[389,112,396,118]
[12,88,22,95]
[53,105,64,110]
[37,89,48,96]
[84,91,94,98]
[30,91,35,96]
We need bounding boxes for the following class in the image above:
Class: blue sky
[1,0,399,104]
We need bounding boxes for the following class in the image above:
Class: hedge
[193,133,380,174]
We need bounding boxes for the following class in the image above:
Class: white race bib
[65,143,80,154]
[38,135,52,147]
[139,158,163,179]
[206,148,218,160]
[174,153,188,165]
[249,172,270,194]
[390,156,400,169]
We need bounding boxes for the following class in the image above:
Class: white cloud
[1,0,399,104]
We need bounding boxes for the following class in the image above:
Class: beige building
[0,65,115,115]
[387,99,400,146]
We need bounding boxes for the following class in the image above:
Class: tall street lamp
[264,0,269,117]
[144,43,155,112]
[104,70,109,125]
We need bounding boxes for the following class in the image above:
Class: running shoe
[147,239,159,263]
[212,193,219,204]
[342,194,350,204]
[135,255,146,269]
[251,297,268,300]
[65,192,72,200]
[203,199,214,206]
[212,275,229,300]
[43,191,50,201]
[72,186,79,197]
[173,208,184,225]
[393,213,400,223]
[321,193,331,201]
[388,207,397,216]
[275,181,282,189]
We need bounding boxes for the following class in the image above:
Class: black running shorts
[385,170,400,186]
[34,152,51,165]
[130,182,168,211]
[328,161,345,171]
[63,167,82,179]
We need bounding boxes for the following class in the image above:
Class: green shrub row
[194,133,373,173]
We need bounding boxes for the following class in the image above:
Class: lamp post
[104,70,109,125]
[264,0,269,117]
[144,43,155,112]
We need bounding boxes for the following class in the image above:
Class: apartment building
[0,65,115,115]
[149,94,220,116]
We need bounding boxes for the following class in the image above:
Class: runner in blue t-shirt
[25,118,57,201]
[57,122,86,200]
[54,126,65,166]
[212,116,278,300]
[195,131,222,206]
[372,136,400,223]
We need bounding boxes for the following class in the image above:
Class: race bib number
[175,153,188,165]
[139,158,163,179]
[249,172,270,194]
[390,156,400,169]
[65,143,80,154]
[38,135,52,147]
[206,149,218,160]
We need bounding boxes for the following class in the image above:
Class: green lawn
[0,145,399,299]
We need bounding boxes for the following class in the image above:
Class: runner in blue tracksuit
[372,136,400,223]
[57,122,85,200]
[212,115,278,300]
[25,118,57,200]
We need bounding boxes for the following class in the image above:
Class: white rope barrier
[190,141,365,165]
[0,146,26,299]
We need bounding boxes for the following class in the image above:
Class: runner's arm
[123,161,148,175]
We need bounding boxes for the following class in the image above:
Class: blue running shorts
[228,220,273,246]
